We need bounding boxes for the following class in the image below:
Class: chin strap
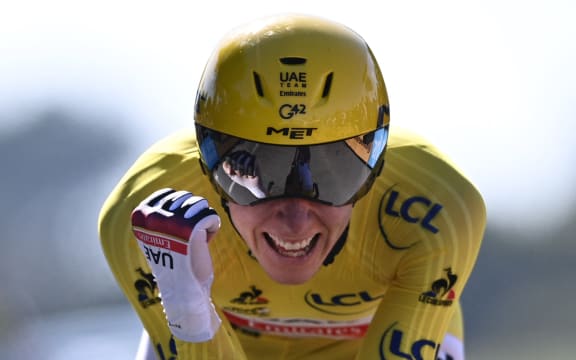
[322,225,348,266]
[221,198,349,266]
[221,198,253,256]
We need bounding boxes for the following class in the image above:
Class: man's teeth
[268,234,313,251]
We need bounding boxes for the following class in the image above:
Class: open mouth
[263,233,320,257]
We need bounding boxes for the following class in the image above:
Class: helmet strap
[323,225,348,266]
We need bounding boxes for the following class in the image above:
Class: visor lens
[197,126,388,206]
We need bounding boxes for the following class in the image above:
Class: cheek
[229,206,247,233]
[228,204,260,241]
[327,206,353,228]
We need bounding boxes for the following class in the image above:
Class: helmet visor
[196,125,388,206]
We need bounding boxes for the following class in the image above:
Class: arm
[98,134,249,359]
[354,175,486,359]
[356,250,481,359]
[352,129,487,359]
[438,302,465,360]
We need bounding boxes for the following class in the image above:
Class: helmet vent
[252,72,265,97]
[321,72,334,98]
[280,57,307,65]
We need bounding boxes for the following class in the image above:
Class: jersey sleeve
[355,129,486,359]
[98,131,247,359]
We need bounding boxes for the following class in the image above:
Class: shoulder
[383,126,485,213]
[99,129,211,215]
[98,129,218,262]
[387,127,467,173]
[97,130,222,344]
[382,126,486,235]
[349,126,486,291]
[350,126,486,265]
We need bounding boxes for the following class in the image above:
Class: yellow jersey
[98,127,486,359]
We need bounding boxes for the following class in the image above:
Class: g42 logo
[279,103,306,119]
[379,322,438,360]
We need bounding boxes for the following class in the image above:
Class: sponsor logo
[223,306,270,317]
[133,267,161,308]
[231,285,269,305]
[418,267,458,306]
[134,228,188,270]
[223,311,371,339]
[280,90,306,97]
[378,187,444,250]
[379,322,438,360]
[141,245,174,269]
[133,228,188,254]
[168,321,181,329]
[304,290,384,315]
[279,71,307,92]
[222,286,372,339]
[381,188,443,234]
[223,285,271,319]
[279,65,307,96]
[266,126,317,139]
[278,103,307,119]
[155,336,177,360]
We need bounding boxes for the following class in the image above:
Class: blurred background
[1,0,575,359]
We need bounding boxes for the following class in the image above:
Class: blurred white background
[1,0,575,359]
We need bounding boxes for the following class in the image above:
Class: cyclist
[99,13,486,360]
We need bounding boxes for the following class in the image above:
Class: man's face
[228,198,353,284]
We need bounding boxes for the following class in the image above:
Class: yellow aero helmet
[195,14,390,206]
[194,13,389,145]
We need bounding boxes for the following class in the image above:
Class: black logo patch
[134,267,161,308]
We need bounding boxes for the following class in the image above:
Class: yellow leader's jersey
[99,127,486,360]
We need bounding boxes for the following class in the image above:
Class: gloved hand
[131,188,221,342]
[222,151,266,198]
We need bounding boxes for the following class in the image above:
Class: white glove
[131,188,221,342]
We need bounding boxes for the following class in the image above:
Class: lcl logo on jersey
[379,322,438,360]
[304,290,384,315]
[379,187,443,234]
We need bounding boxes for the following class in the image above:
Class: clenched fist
[131,188,221,342]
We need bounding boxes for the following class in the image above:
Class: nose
[273,198,314,232]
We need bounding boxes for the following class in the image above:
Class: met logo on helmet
[266,126,317,139]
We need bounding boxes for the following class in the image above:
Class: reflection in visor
[284,146,317,198]
[197,126,388,206]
